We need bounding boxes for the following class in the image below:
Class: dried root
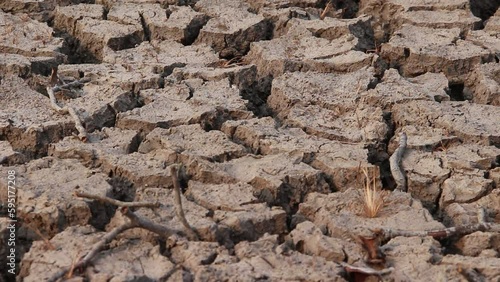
[47,67,89,142]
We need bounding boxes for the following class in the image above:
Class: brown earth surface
[1,0,500,281]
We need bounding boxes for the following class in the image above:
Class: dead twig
[389,132,407,191]
[341,262,394,278]
[52,77,91,92]
[122,208,178,237]
[46,67,89,142]
[22,220,55,251]
[170,165,199,241]
[458,267,485,282]
[48,206,183,282]
[48,219,138,282]
[320,1,333,20]
[74,191,160,208]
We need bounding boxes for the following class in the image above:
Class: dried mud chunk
[358,0,470,42]
[138,124,247,162]
[0,140,27,165]
[441,144,500,172]
[19,225,101,281]
[90,240,175,281]
[384,236,463,281]
[0,158,112,237]
[188,152,329,207]
[195,0,271,56]
[289,221,350,262]
[170,64,257,90]
[0,0,57,21]
[186,181,287,240]
[388,126,460,152]
[215,204,287,241]
[284,16,374,50]
[359,0,469,13]
[53,4,105,34]
[399,9,481,31]
[269,68,376,114]
[195,234,346,281]
[484,9,500,36]
[222,117,377,191]
[74,17,144,60]
[299,189,445,239]
[0,76,74,159]
[443,189,500,227]
[361,69,450,110]
[170,240,222,270]
[465,62,500,106]
[256,6,309,37]
[62,84,138,132]
[439,175,494,209]
[20,225,175,282]
[102,40,218,71]
[49,127,140,165]
[107,3,160,26]
[455,231,500,257]
[246,33,373,78]
[392,100,500,147]
[101,150,176,188]
[116,78,252,133]
[57,63,163,94]
[490,167,500,188]
[466,30,500,55]
[0,54,31,78]
[186,181,257,211]
[381,25,495,80]
[282,103,388,143]
[149,5,209,44]
[0,11,65,73]
[401,149,450,209]
[440,255,500,280]
[246,0,322,11]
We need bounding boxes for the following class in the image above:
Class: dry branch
[389,132,407,191]
[75,191,160,208]
[46,67,90,142]
[320,1,333,20]
[47,205,183,282]
[170,165,199,241]
[341,262,394,276]
[122,208,178,237]
[48,220,138,282]
[66,107,87,141]
[52,77,91,92]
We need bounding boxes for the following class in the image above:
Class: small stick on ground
[52,77,91,92]
[48,220,138,282]
[320,1,333,20]
[341,262,394,277]
[74,191,160,208]
[47,206,183,282]
[389,132,407,191]
[170,165,199,241]
[46,67,89,142]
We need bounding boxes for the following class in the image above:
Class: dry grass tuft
[361,168,385,218]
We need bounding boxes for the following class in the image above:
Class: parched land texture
[0,0,500,281]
